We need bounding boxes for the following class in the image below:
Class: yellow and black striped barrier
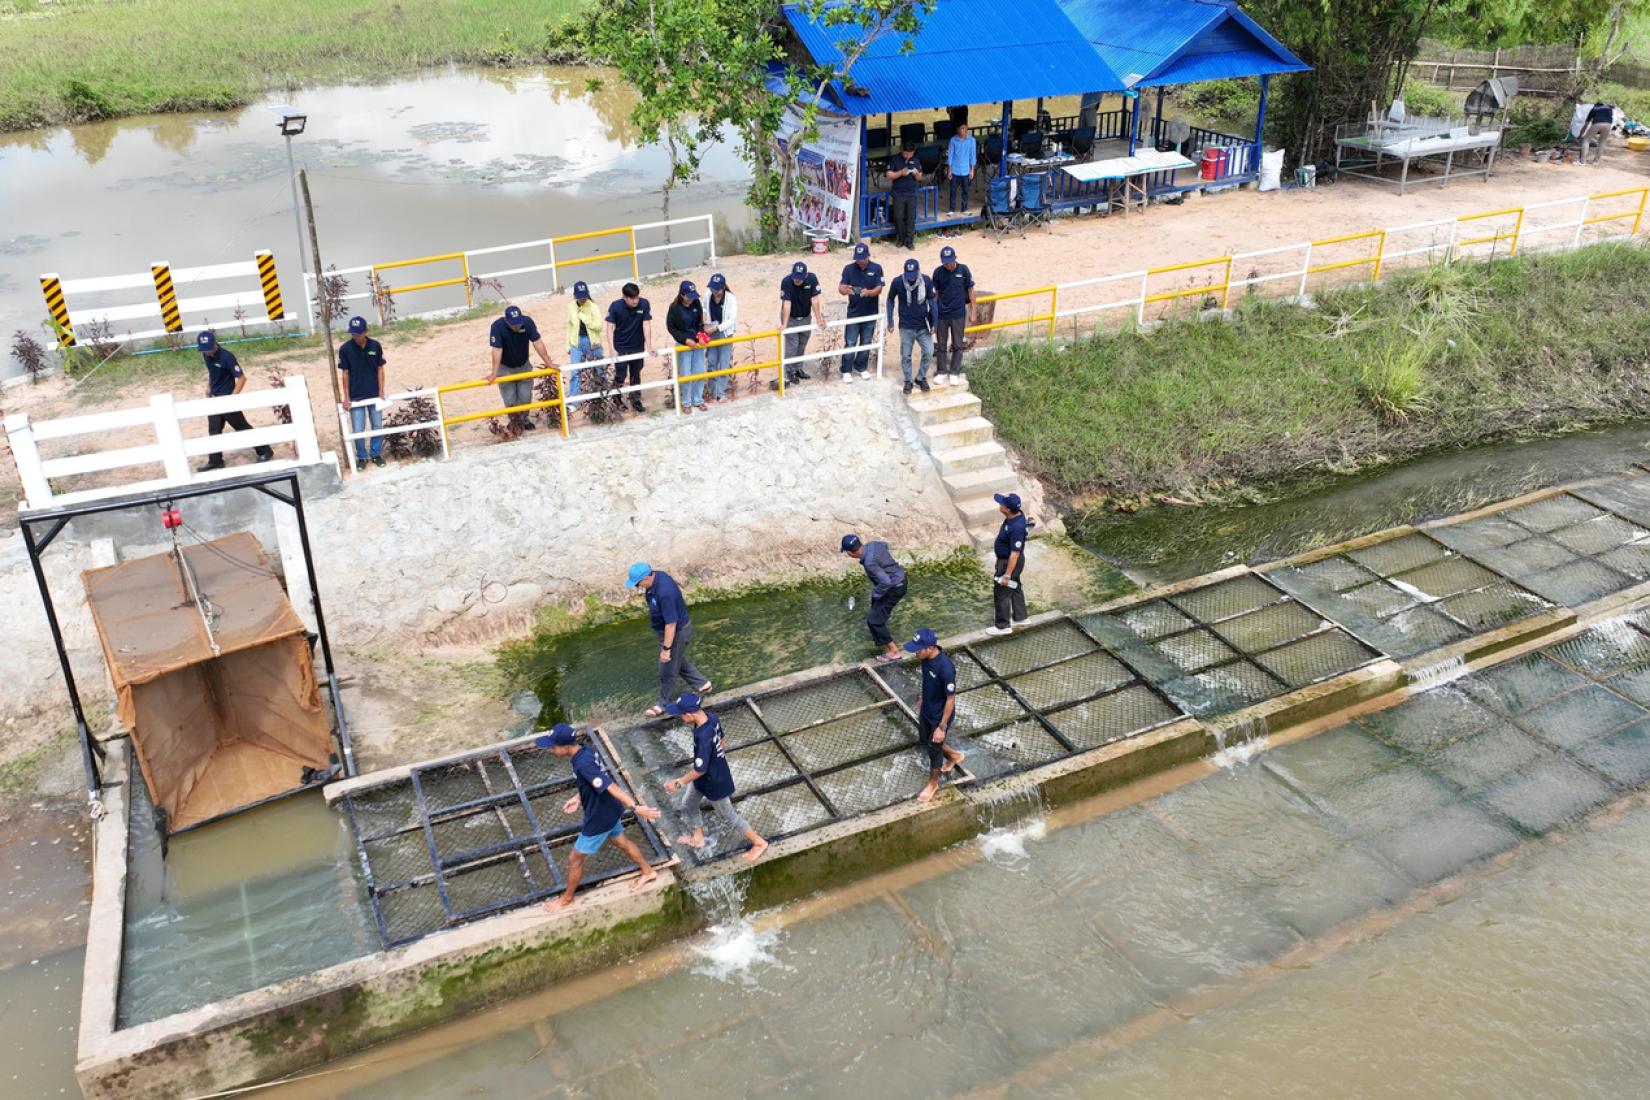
[151,263,182,333]
[255,250,284,321]
[40,274,73,347]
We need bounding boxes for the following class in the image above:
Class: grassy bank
[970,242,1650,505]
[0,0,586,131]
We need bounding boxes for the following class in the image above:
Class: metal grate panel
[1499,494,1606,533]
[1169,574,1284,622]
[970,619,1099,677]
[1348,533,1447,575]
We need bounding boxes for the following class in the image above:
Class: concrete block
[920,416,997,450]
[907,391,982,426]
[942,467,1019,497]
[934,441,1007,476]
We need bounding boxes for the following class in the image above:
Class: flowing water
[0,66,751,368]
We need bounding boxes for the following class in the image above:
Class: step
[957,492,1009,527]
[906,390,982,427]
[966,524,1000,551]
[942,466,1019,497]
[902,375,972,397]
[933,440,1007,476]
[921,416,997,451]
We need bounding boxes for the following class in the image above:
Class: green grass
[969,243,1650,504]
[0,0,588,131]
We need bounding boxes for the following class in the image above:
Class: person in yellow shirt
[564,280,605,398]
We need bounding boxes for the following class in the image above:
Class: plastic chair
[899,122,927,149]
[917,143,943,175]
[866,127,890,156]
[982,135,1005,171]
[1017,131,1045,159]
[1070,126,1096,160]
[1011,117,1038,142]
[985,176,1022,237]
[934,120,957,144]
[1020,172,1051,230]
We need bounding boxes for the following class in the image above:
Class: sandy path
[3,148,1647,515]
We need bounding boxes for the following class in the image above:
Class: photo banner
[777,103,861,243]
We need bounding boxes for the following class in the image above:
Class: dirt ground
[3,146,1646,520]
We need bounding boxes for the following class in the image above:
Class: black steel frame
[17,469,354,821]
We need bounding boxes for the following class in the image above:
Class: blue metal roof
[781,0,1126,116]
[1056,0,1309,88]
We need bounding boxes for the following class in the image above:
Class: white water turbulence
[978,815,1049,865]
[1410,653,1468,690]
[1212,736,1270,769]
[686,874,785,985]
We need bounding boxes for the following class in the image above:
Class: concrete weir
[72,472,1650,1099]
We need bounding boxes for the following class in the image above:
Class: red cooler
[1200,147,1222,180]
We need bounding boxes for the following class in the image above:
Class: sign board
[777,102,860,243]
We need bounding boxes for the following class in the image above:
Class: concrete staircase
[905,378,1028,551]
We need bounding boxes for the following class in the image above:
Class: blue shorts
[573,821,624,855]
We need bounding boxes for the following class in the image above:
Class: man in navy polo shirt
[661,693,769,862]
[486,305,556,440]
[627,562,713,717]
[987,492,1030,634]
[885,258,936,395]
[604,282,656,413]
[884,143,924,249]
[336,315,387,472]
[536,724,662,911]
[902,628,966,802]
[778,261,823,386]
[195,330,274,471]
[837,243,884,382]
[931,246,976,386]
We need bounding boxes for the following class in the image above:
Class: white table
[1062,150,1196,214]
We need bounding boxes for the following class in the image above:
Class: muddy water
[0,66,750,365]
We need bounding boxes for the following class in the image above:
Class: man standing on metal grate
[903,628,966,802]
[840,533,908,663]
[661,693,769,863]
[537,724,661,911]
[987,493,1030,635]
[627,562,713,718]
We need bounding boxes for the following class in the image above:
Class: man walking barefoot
[840,533,908,663]
[536,724,661,911]
[902,628,966,802]
[661,693,769,863]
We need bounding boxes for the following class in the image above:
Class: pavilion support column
[1128,91,1141,155]
[1154,86,1165,148]
[856,115,868,239]
[1255,74,1270,154]
[999,100,1011,178]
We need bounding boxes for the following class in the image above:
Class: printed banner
[777,102,860,243]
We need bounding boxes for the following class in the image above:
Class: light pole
[272,106,315,335]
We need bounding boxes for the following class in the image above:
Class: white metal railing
[43,253,296,348]
[5,377,327,510]
[337,388,450,464]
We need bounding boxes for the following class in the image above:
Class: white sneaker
[985,625,1013,636]
[944,374,959,386]
[843,372,856,384]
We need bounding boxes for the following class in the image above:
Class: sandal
[644,706,666,718]
[875,652,902,664]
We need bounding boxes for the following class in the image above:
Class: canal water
[0,66,750,368]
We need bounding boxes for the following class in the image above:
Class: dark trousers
[935,315,966,375]
[657,621,711,707]
[611,349,644,398]
[890,193,916,248]
[993,554,1028,629]
[866,581,907,647]
[205,410,273,468]
[947,174,970,213]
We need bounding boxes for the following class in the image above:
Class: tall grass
[0,0,588,131]
[969,243,1650,502]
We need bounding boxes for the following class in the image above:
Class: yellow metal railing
[370,252,472,318]
[1307,229,1389,280]
[966,286,1059,338]
[672,331,786,408]
[1583,187,1650,233]
[552,226,641,282]
[1453,206,1525,255]
[1141,256,1235,312]
[436,365,569,438]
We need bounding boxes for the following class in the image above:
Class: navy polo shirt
[919,648,958,725]
[840,261,886,318]
[606,297,652,352]
[995,512,1028,559]
[780,274,820,322]
[572,745,624,835]
[202,347,243,396]
[690,712,736,801]
[932,263,975,319]
[336,337,385,401]
[887,155,921,195]
[645,571,690,634]
[488,315,540,369]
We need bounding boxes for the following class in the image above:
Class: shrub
[10,330,49,383]
[382,396,443,460]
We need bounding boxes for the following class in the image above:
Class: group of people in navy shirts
[534,493,1032,910]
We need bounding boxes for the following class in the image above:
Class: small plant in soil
[382,396,443,460]
[10,330,49,384]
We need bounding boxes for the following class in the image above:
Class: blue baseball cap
[840,533,862,553]
[196,329,216,350]
[533,723,577,749]
[347,316,367,334]
[664,692,703,717]
[573,281,590,301]
[994,492,1022,511]
[903,258,920,275]
[707,273,727,291]
[503,305,526,327]
[678,279,698,300]
[791,261,808,278]
[940,246,957,263]
[902,627,939,654]
[853,243,870,260]
[625,562,652,588]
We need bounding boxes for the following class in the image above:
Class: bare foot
[629,866,658,893]
[742,838,770,863]
[941,752,967,775]
[916,780,939,803]
[542,896,575,913]
[676,833,707,849]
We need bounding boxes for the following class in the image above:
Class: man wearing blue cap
[932,247,976,387]
[902,628,967,802]
[564,281,604,399]
[885,258,936,395]
[661,693,769,862]
[336,316,387,472]
[195,330,274,471]
[884,144,924,249]
[987,493,1030,634]
[486,304,557,440]
[702,273,737,403]
[627,563,713,718]
[840,533,907,662]
[837,244,884,383]
[534,724,661,910]
[604,282,656,413]
[665,279,710,413]
[779,261,823,386]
